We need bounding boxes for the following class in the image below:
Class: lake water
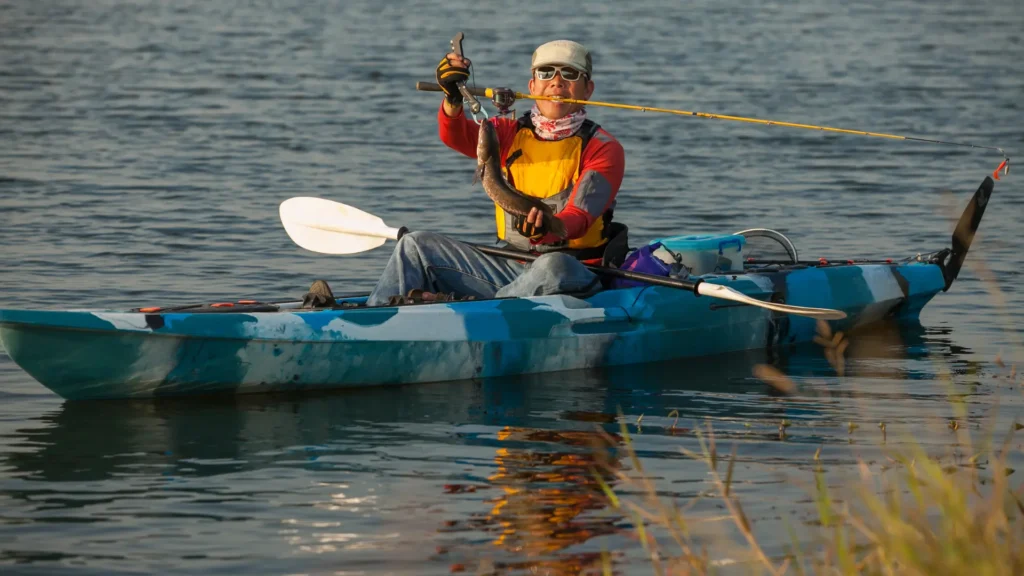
[2,0,1022,573]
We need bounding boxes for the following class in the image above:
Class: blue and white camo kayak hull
[0,260,946,400]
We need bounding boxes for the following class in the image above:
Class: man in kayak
[307,40,626,307]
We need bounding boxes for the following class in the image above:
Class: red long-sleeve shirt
[438,103,625,246]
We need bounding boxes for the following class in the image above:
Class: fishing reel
[490,87,517,118]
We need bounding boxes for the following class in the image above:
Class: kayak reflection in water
[310,39,628,308]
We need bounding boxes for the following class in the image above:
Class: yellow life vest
[495,116,611,254]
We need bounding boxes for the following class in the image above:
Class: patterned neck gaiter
[529,105,587,141]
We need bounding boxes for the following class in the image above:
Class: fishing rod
[416,81,1011,179]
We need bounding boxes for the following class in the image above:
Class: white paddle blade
[279,197,401,255]
[696,283,847,320]
[282,219,389,254]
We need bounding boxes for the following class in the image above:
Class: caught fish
[475,121,567,239]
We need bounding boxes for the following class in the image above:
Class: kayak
[0,259,947,400]
[0,178,994,401]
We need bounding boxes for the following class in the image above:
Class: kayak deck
[0,257,947,400]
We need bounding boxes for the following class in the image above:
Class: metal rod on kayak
[415,81,1011,172]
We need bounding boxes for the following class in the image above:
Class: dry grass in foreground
[593,417,1024,575]
[588,207,1024,574]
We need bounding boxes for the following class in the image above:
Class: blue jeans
[365,231,602,306]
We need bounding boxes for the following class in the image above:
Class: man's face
[528,66,595,119]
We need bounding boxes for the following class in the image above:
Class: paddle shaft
[395,228,704,294]
[399,235,847,317]
[279,199,847,318]
[479,244,701,293]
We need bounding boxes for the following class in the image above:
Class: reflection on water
[1,320,971,483]
[2,0,1021,569]
[438,424,623,574]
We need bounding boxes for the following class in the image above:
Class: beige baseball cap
[530,40,592,76]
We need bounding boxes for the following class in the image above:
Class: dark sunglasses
[533,65,587,82]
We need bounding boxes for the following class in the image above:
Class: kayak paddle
[278,197,847,320]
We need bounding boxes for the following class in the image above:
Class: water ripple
[2,0,1023,572]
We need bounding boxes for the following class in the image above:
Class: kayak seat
[601,222,630,268]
